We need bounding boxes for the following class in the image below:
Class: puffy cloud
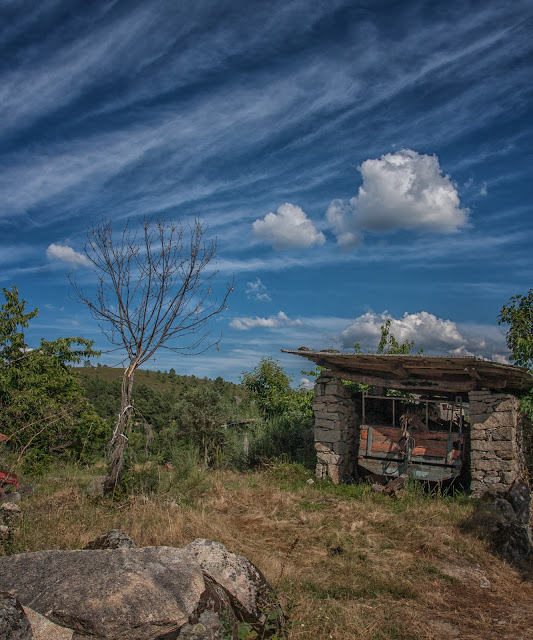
[327,149,468,249]
[245,278,271,302]
[299,377,314,390]
[46,243,90,268]
[230,310,303,331]
[253,203,325,250]
[339,311,504,359]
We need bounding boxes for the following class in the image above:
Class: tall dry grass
[7,462,533,640]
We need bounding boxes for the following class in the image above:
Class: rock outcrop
[0,538,282,640]
[490,479,531,561]
[83,529,136,550]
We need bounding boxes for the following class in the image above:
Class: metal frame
[361,391,464,434]
[359,391,467,480]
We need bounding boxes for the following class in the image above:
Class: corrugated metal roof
[281,349,533,394]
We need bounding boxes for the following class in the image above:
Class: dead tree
[71,216,233,492]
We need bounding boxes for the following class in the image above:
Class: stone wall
[312,374,359,483]
[312,381,530,497]
[468,391,526,496]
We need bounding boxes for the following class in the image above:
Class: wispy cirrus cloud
[245,278,271,302]
[1,1,530,235]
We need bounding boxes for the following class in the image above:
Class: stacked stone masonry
[313,374,360,484]
[468,391,526,496]
[312,378,529,500]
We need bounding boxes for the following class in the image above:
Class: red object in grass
[0,432,19,488]
[0,471,19,488]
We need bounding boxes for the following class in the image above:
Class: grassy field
[8,462,533,640]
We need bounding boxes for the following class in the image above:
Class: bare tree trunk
[71,216,233,496]
[104,364,135,493]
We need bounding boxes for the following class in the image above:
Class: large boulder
[0,541,282,640]
[0,547,206,639]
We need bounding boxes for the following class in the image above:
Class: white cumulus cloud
[299,377,314,390]
[46,243,90,268]
[327,149,468,249]
[230,311,303,331]
[245,278,271,302]
[253,203,325,250]
[339,310,504,359]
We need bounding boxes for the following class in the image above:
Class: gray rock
[1,501,21,517]
[0,547,207,639]
[0,542,281,640]
[0,591,32,640]
[491,496,517,521]
[184,539,283,629]
[83,530,136,550]
[178,576,237,640]
[18,485,35,498]
[506,479,531,524]
[0,492,21,504]
[492,521,531,562]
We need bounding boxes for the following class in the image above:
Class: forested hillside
[73,360,314,474]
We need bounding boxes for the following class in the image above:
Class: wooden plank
[359,447,461,461]
[357,458,462,481]
[324,367,476,392]
[360,427,456,442]
[359,443,460,459]
[366,426,373,456]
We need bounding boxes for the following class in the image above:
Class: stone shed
[283,350,533,497]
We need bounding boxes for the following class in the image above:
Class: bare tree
[71,216,233,492]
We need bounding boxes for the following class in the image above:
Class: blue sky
[1,0,532,385]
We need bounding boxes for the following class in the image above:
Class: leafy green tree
[240,358,314,467]
[0,287,106,472]
[498,289,533,370]
[241,357,296,418]
[377,318,420,354]
[172,386,230,465]
[498,289,533,439]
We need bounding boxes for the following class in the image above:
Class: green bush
[0,286,107,472]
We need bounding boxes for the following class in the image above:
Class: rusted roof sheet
[281,349,533,394]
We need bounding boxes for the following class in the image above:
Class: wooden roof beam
[325,367,475,393]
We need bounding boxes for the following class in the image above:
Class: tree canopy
[0,286,105,472]
[499,289,533,371]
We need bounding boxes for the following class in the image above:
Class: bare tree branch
[70,215,233,492]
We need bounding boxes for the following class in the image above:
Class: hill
[74,366,241,396]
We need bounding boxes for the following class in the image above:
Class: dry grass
[8,463,533,640]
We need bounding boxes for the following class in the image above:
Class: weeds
[8,461,533,639]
